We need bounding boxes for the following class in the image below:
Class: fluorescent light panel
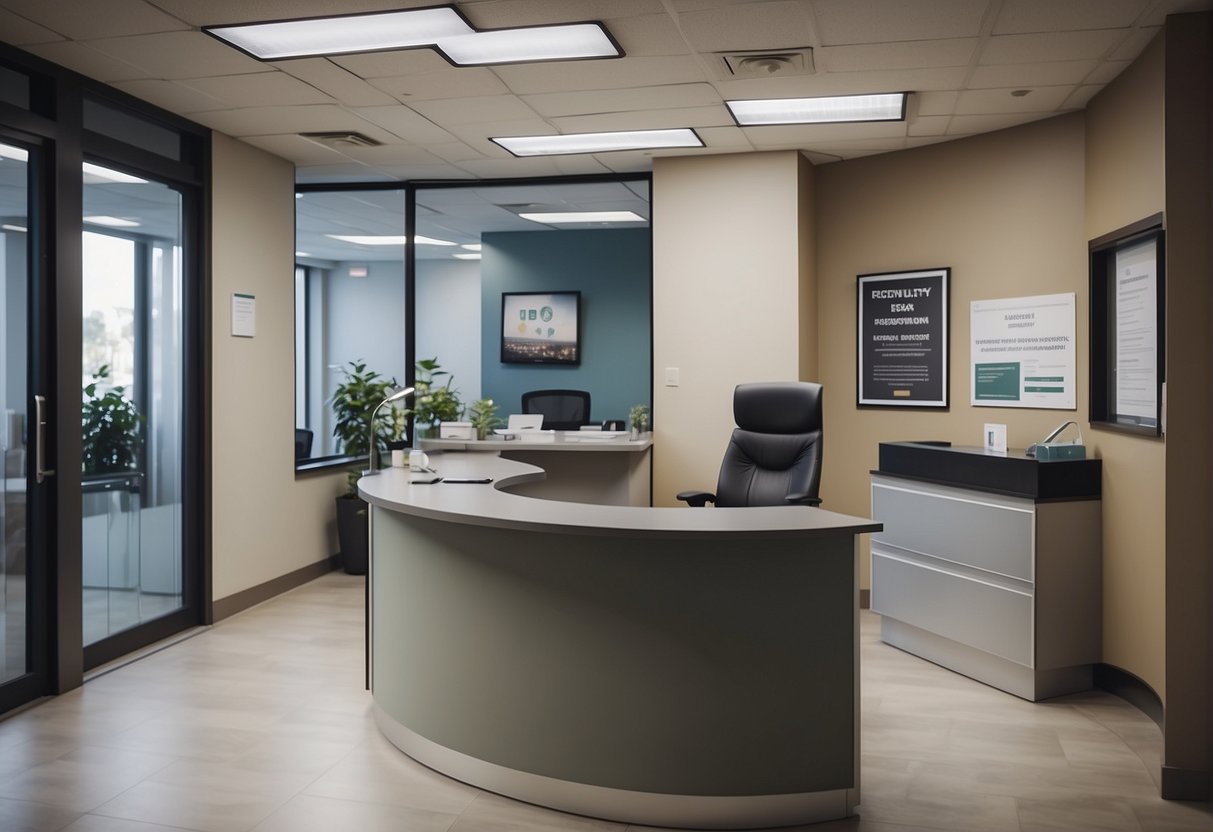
[493,128,702,157]
[437,24,619,65]
[461,243,482,251]
[327,234,456,246]
[727,93,906,125]
[0,143,28,162]
[454,253,482,260]
[520,211,646,224]
[2,224,27,233]
[205,8,472,60]
[85,216,141,228]
[82,162,147,185]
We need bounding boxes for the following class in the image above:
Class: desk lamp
[365,385,414,474]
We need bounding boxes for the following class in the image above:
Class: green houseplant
[468,398,501,441]
[405,357,463,438]
[629,403,649,438]
[82,365,143,475]
[330,360,406,575]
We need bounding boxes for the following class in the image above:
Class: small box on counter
[439,421,475,440]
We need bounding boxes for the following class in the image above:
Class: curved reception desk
[359,453,880,829]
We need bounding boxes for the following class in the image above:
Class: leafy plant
[468,398,500,440]
[405,357,463,433]
[82,365,143,475]
[330,361,406,486]
[629,403,650,433]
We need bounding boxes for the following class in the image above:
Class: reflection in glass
[82,166,183,645]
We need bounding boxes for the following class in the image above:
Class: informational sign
[1113,239,1159,427]
[231,292,256,338]
[857,268,949,407]
[970,292,1075,409]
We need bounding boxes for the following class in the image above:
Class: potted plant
[330,360,406,574]
[468,398,501,440]
[405,357,463,438]
[629,403,649,439]
[82,365,143,477]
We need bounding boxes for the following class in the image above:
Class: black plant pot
[335,495,369,575]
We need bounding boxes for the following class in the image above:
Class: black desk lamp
[365,385,414,474]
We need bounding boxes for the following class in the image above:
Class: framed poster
[1089,215,1164,435]
[970,292,1076,409]
[501,291,581,365]
[857,268,950,407]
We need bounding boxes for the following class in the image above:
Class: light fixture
[519,211,646,224]
[84,216,141,228]
[726,92,907,125]
[0,143,28,162]
[2,224,27,233]
[461,243,482,251]
[82,162,148,185]
[492,128,703,157]
[295,251,311,257]
[326,234,456,246]
[366,386,414,475]
[436,23,620,66]
[454,253,482,260]
[204,7,473,60]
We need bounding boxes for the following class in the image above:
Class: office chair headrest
[733,382,823,434]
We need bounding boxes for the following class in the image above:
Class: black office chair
[294,428,314,461]
[677,382,823,507]
[521,389,591,431]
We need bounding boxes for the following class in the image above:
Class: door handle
[34,394,55,483]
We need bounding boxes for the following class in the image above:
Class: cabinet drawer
[872,550,1033,667]
[872,481,1034,580]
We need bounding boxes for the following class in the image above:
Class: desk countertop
[420,434,653,453]
[359,452,880,540]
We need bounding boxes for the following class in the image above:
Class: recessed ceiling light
[492,128,703,157]
[519,211,647,224]
[82,163,148,185]
[0,144,28,162]
[436,23,620,66]
[204,7,473,60]
[461,243,482,251]
[2,224,27,233]
[84,216,141,228]
[726,93,907,125]
[295,251,311,257]
[454,253,482,260]
[326,234,456,246]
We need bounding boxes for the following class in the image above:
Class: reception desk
[359,453,880,829]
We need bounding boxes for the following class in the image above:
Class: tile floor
[0,571,1209,832]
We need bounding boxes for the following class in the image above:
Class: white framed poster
[970,292,1075,409]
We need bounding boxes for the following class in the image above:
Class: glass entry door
[81,165,184,649]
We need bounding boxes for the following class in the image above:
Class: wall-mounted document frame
[856,268,950,407]
[1089,214,1165,436]
[501,291,581,365]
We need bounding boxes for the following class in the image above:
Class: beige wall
[210,133,345,603]
[651,151,812,505]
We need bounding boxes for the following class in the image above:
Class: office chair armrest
[676,490,716,507]
[786,493,822,507]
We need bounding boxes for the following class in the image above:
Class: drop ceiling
[1,0,1207,184]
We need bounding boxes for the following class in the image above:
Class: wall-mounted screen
[501,291,581,365]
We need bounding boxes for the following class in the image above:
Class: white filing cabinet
[871,442,1101,701]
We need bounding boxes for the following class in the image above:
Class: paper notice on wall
[1113,239,1158,426]
[231,293,255,338]
[970,292,1075,410]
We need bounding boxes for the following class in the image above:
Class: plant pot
[335,495,369,575]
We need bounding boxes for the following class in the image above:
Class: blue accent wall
[480,228,651,425]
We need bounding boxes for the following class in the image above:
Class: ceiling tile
[493,55,706,95]
[1063,85,1103,109]
[1109,26,1161,60]
[181,73,335,109]
[675,1,817,52]
[811,0,989,45]
[351,105,457,144]
[454,156,567,178]
[1141,0,1213,26]
[427,142,489,163]
[954,85,1074,114]
[603,13,694,57]
[294,163,398,184]
[84,30,273,79]
[596,150,667,173]
[946,111,1057,134]
[739,119,908,145]
[111,79,229,114]
[240,134,347,165]
[330,47,450,80]
[549,105,732,133]
[24,41,148,82]
[979,29,1127,64]
[992,0,1148,35]
[694,124,753,148]
[460,0,665,28]
[968,59,1099,88]
[816,39,978,72]
[908,115,951,136]
[447,119,557,155]
[713,66,968,98]
[367,162,474,180]
[915,90,960,116]
[276,59,397,107]
[144,0,417,27]
[904,134,959,148]
[0,8,64,44]
[192,104,394,138]
[325,144,447,166]
[410,94,540,126]
[799,137,908,153]
[524,82,719,117]
[369,68,510,101]
[803,150,843,165]
[0,0,189,39]
[1085,61,1131,84]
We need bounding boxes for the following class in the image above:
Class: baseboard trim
[212,555,341,622]
[859,588,870,609]
[1093,663,1164,730]
[1161,765,1211,801]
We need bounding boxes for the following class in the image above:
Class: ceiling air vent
[299,131,382,149]
[718,47,815,79]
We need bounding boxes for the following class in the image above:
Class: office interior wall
[416,259,481,404]
[210,133,343,602]
[797,154,818,381]
[326,260,408,394]
[480,229,650,424]
[652,152,806,505]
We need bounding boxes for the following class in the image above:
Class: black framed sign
[501,291,581,365]
[857,268,950,407]
[1089,214,1164,436]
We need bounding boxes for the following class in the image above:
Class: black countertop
[874,441,1101,500]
